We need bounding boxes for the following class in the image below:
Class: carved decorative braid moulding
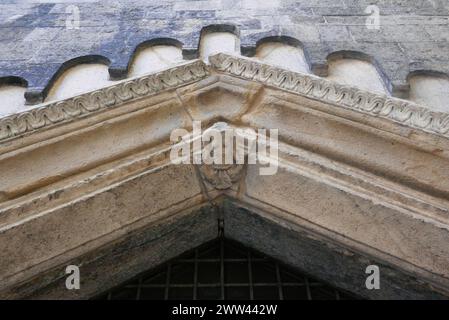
[1,53,449,143]
[210,54,449,138]
[0,60,209,141]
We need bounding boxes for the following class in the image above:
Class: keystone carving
[199,163,244,190]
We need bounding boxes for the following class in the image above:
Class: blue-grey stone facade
[0,0,448,100]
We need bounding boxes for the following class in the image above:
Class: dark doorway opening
[95,238,359,300]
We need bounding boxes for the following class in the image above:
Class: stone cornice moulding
[209,54,449,138]
[0,60,209,143]
[1,134,449,298]
[1,54,449,144]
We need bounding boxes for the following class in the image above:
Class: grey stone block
[0,0,448,101]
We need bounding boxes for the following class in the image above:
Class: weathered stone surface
[178,75,261,123]
[0,0,448,93]
[224,200,448,300]
[0,48,449,300]
[242,90,449,196]
[3,205,218,299]
[0,163,204,290]
[242,163,449,282]
[0,96,191,198]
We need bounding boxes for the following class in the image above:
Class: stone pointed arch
[0,54,449,300]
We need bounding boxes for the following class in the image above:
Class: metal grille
[96,238,358,300]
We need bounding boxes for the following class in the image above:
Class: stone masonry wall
[0,0,448,96]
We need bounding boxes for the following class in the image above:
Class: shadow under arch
[0,76,28,88]
[109,38,184,80]
[183,24,241,59]
[407,69,449,82]
[322,50,392,94]
[26,55,111,104]
[252,35,312,71]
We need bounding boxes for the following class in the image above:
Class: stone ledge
[224,200,449,300]
[2,54,449,146]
